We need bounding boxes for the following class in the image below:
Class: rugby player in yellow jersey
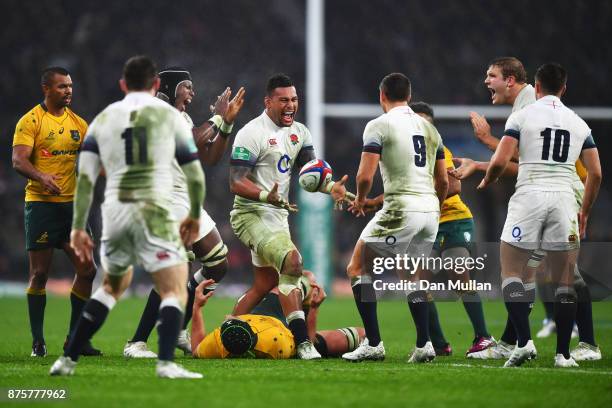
[191,272,365,359]
[12,67,99,357]
[408,102,494,357]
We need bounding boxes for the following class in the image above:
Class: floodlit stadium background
[0,0,611,296]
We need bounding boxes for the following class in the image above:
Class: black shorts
[251,293,288,327]
[24,201,73,251]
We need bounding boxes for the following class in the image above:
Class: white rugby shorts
[170,197,216,243]
[100,200,187,275]
[501,191,580,251]
[359,210,439,258]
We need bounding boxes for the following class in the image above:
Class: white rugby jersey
[362,105,444,212]
[505,95,595,193]
[512,84,535,112]
[170,111,196,202]
[231,111,314,211]
[81,92,197,204]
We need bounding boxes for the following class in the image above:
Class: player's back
[508,95,593,193]
[89,92,191,204]
[364,106,442,212]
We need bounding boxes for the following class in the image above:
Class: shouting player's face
[175,80,194,112]
[484,65,510,105]
[265,86,298,127]
[44,74,73,108]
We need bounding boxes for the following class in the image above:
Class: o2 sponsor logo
[512,226,522,242]
[277,154,291,173]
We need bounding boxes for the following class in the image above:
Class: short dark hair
[41,67,70,86]
[123,56,158,91]
[266,73,294,96]
[379,73,411,102]
[410,101,434,121]
[489,57,527,83]
[535,63,567,95]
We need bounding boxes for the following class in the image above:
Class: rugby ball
[298,159,333,192]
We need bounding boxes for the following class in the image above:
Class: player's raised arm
[196,87,246,165]
[478,135,517,190]
[70,135,102,263]
[190,279,215,354]
[450,157,519,180]
[578,138,602,238]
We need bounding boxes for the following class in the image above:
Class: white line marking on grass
[448,363,612,375]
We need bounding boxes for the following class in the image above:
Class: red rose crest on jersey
[290,134,299,145]
[269,138,277,146]
[156,251,170,260]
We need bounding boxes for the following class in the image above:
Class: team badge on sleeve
[232,146,252,161]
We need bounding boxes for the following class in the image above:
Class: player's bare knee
[282,251,302,277]
[29,271,48,289]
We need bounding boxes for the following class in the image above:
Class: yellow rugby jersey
[194,314,295,359]
[12,103,88,202]
[440,147,473,224]
[575,159,587,182]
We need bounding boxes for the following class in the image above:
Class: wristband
[258,190,269,203]
[208,114,223,129]
[220,121,233,134]
[322,180,335,194]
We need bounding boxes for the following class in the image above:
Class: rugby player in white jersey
[228,73,349,359]
[455,58,601,361]
[342,73,449,363]
[50,56,206,378]
[478,63,601,367]
[124,68,245,358]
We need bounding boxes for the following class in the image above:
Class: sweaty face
[174,80,194,112]
[44,74,73,108]
[265,86,298,127]
[484,65,509,105]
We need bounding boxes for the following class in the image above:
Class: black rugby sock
[131,289,161,343]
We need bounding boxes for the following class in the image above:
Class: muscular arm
[229,165,261,201]
[578,147,602,237]
[181,160,206,219]
[450,157,518,180]
[356,152,379,202]
[193,121,223,165]
[306,306,319,341]
[479,135,518,189]
[73,151,101,230]
[446,166,461,198]
[294,146,316,169]
[191,303,207,354]
[12,145,60,194]
[434,158,449,207]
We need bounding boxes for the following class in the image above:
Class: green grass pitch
[1,296,611,407]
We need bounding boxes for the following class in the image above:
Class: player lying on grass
[191,272,365,359]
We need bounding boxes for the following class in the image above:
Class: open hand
[179,217,200,246]
[210,87,231,116]
[267,182,298,212]
[194,279,215,308]
[223,87,246,125]
[70,229,94,264]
